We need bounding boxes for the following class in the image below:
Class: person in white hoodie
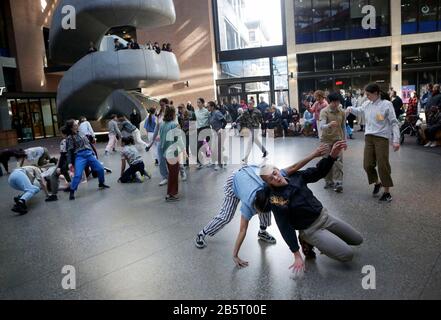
[348,83,400,203]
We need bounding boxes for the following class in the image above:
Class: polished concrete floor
[0,132,440,300]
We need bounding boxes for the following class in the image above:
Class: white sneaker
[159,179,168,186]
[424,142,432,147]
[181,171,187,181]
[430,142,438,148]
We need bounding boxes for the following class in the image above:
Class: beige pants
[323,142,343,184]
[300,208,363,262]
[363,135,393,187]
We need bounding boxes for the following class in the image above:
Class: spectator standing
[105,114,122,156]
[391,91,404,119]
[311,91,329,138]
[130,109,142,130]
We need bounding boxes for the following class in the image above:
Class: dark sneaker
[12,200,27,215]
[324,182,335,189]
[373,183,382,197]
[379,192,392,202]
[155,159,159,166]
[195,233,207,249]
[334,183,343,193]
[45,195,58,202]
[104,167,112,174]
[69,191,75,201]
[99,183,110,189]
[299,236,316,259]
[258,231,276,244]
[165,195,180,202]
[14,196,22,205]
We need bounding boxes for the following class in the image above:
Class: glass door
[28,99,45,139]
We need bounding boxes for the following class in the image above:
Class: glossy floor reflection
[0,133,440,300]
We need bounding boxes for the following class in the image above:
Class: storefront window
[216,0,283,51]
[41,99,54,137]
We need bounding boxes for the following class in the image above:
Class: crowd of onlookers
[300,83,441,148]
[87,39,173,55]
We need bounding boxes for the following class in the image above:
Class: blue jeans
[71,149,105,191]
[8,170,40,202]
[157,144,168,179]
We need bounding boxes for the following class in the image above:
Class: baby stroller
[400,114,423,145]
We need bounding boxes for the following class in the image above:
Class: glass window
[219,60,244,78]
[15,99,33,141]
[420,43,439,63]
[298,54,315,72]
[245,81,270,92]
[51,99,60,136]
[334,51,352,70]
[315,52,333,71]
[312,0,332,42]
[352,49,370,69]
[216,0,283,51]
[402,45,420,65]
[331,0,350,41]
[0,2,10,57]
[350,0,371,39]
[28,99,44,139]
[401,0,418,34]
[295,0,314,44]
[243,58,270,77]
[370,0,390,37]
[41,99,54,137]
[419,0,438,33]
[275,90,290,107]
[369,47,390,67]
[218,83,242,96]
[273,56,288,90]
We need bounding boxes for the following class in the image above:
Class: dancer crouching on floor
[118,136,151,183]
[64,119,110,200]
[256,141,363,275]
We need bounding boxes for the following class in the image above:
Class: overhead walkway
[49,0,180,120]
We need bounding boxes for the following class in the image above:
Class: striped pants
[202,173,272,237]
